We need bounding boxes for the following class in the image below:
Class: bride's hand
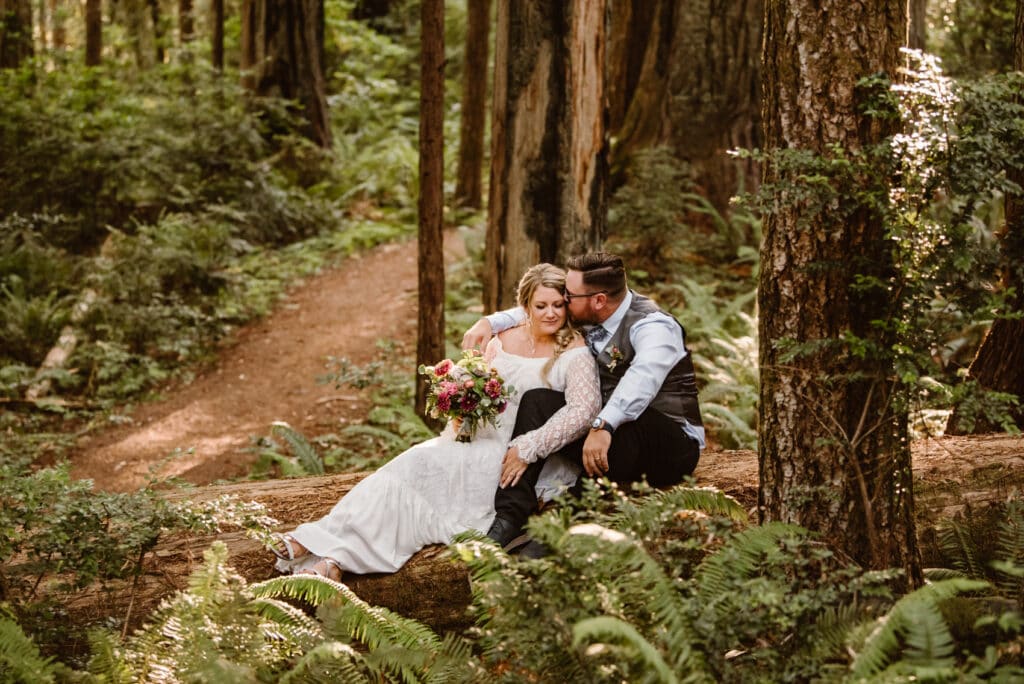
[461,318,493,351]
[450,417,463,434]
[499,446,528,488]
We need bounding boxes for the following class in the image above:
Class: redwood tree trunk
[453,0,490,209]
[179,0,194,43]
[946,0,1024,434]
[0,0,33,68]
[415,0,446,425]
[484,0,606,310]
[758,0,921,584]
[211,0,224,70]
[148,0,165,64]
[908,0,927,51]
[48,0,64,49]
[609,0,762,218]
[85,0,101,66]
[240,0,255,88]
[245,0,332,148]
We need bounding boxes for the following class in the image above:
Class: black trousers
[493,388,701,530]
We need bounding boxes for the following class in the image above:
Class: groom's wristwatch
[590,418,614,434]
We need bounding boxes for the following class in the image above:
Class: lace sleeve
[510,350,601,463]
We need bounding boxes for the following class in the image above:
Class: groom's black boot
[486,516,525,550]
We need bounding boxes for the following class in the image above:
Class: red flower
[434,359,454,376]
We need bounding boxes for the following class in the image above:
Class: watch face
[591,418,602,429]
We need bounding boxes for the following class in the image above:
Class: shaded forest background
[2,0,1024,681]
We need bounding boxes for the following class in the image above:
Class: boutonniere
[606,346,624,372]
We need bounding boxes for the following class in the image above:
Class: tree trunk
[148,0,164,64]
[759,1,921,584]
[453,0,490,209]
[178,0,193,43]
[484,0,606,310]
[608,0,762,218]
[245,0,332,148]
[240,0,255,88]
[84,0,101,66]
[47,0,63,49]
[122,0,155,69]
[0,0,34,68]
[415,0,446,426]
[53,436,1024,637]
[946,0,1024,435]
[908,0,927,51]
[210,0,224,70]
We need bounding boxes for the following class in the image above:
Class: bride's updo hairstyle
[516,263,577,384]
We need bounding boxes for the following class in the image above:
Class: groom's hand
[461,318,493,350]
[499,447,528,488]
[582,430,611,476]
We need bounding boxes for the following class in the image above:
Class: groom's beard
[569,312,599,326]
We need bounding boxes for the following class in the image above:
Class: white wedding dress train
[277,340,600,575]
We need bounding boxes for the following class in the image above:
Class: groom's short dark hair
[567,252,627,297]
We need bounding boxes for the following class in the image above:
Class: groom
[461,252,704,554]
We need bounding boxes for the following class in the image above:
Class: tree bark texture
[908,0,927,51]
[758,1,921,583]
[179,0,193,43]
[608,0,762,218]
[246,0,332,148]
[211,0,224,70]
[484,0,606,310]
[148,0,165,64]
[0,0,33,68]
[946,0,1024,434]
[84,0,101,66]
[453,0,490,209]
[415,0,446,425]
[47,0,63,49]
[52,436,1024,637]
[240,0,255,88]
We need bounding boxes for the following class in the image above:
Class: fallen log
[63,434,1024,636]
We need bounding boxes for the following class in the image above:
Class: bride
[271,263,601,580]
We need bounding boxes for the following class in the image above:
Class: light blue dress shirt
[485,292,705,450]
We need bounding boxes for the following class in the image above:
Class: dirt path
[72,238,449,491]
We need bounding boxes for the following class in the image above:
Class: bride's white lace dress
[277,339,600,575]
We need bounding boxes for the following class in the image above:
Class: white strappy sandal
[301,557,343,582]
[269,533,308,562]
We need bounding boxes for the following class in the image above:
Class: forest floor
[71,237,442,491]
[69,237,1024,502]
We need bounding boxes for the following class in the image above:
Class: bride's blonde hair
[516,263,577,384]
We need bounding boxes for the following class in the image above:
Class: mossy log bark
[64,434,1024,635]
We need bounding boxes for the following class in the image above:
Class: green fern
[278,641,372,683]
[994,499,1024,601]
[849,577,990,679]
[938,517,987,579]
[271,421,325,475]
[693,522,808,602]
[572,615,680,684]
[0,616,60,684]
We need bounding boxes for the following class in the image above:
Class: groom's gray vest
[594,293,703,429]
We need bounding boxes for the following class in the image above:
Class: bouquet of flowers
[418,350,514,442]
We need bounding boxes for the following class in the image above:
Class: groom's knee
[513,388,566,435]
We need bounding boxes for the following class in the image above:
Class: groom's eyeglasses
[564,289,608,301]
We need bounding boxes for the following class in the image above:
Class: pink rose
[435,359,454,376]
[463,379,475,389]
[439,381,459,397]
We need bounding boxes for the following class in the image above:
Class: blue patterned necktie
[585,326,609,354]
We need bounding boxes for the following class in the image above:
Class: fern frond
[995,498,1024,599]
[248,597,323,645]
[694,522,808,602]
[900,597,956,667]
[792,601,871,667]
[922,567,970,582]
[85,628,133,683]
[250,573,346,607]
[272,421,324,475]
[937,518,985,579]
[849,577,989,679]
[278,641,371,684]
[572,615,679,684]
[0,616,59,684]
